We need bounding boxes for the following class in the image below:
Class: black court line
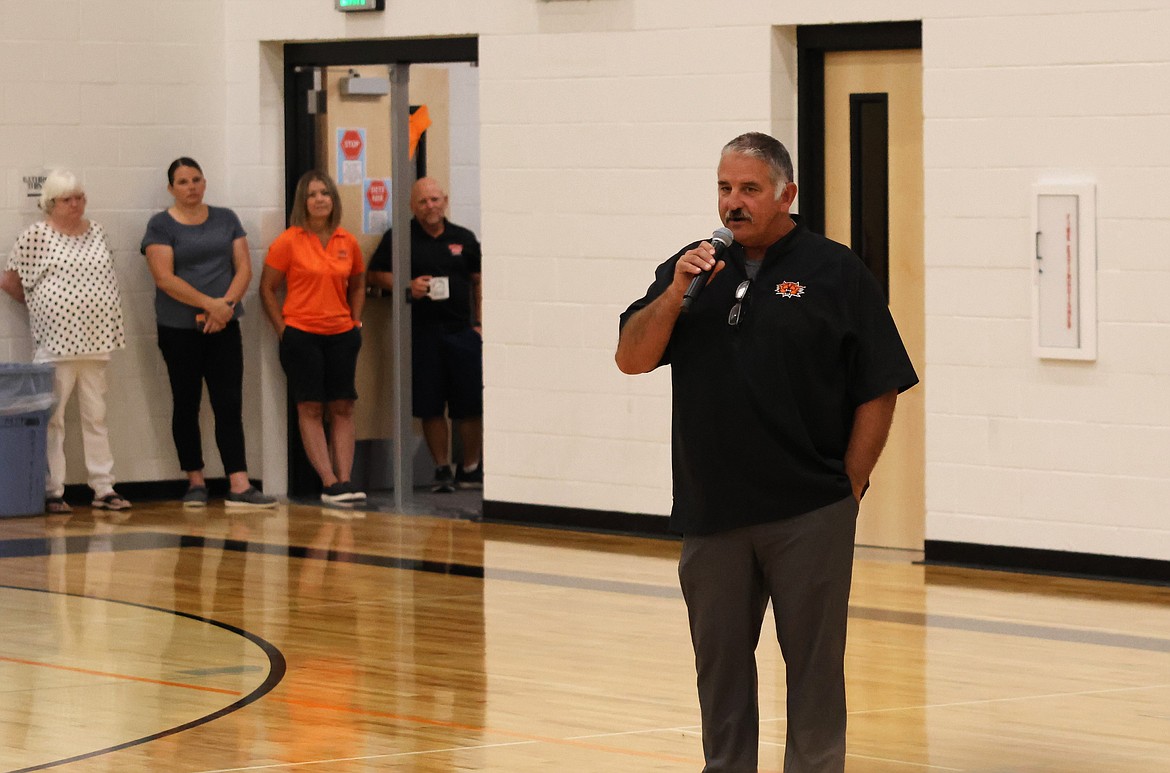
[4,535,1169,657]
[849,606,1170,654]
[0,531,484,578]
[0,585,286,773]
[484,568,1170,655]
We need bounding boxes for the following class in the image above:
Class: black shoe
[321,482,350,504]
[431,465,455,493]
[455,464,483,489]
[341,481,366,501]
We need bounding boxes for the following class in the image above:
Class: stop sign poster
[336,128,366,185]
[363,178,391,234]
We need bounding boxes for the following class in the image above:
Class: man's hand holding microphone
[679,227,734,311]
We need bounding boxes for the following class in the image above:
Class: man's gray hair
[721,133,794,197]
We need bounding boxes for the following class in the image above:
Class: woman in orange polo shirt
[260,171,365,505]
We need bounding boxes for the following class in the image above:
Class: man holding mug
[367,178,483,493]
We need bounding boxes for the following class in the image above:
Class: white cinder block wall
[924,3,1170,560]
[0,0,265,486]
[445,62,482,239]
[3,0,1169,563]
[478,20,786,515]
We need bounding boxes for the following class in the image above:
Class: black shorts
[279,325,362,404]
[412,325,482,419]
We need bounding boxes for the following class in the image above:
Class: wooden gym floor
[1,498,1169,772]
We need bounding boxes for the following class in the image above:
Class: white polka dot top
[6,220,127,357]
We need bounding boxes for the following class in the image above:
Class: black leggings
[156,322,247,474]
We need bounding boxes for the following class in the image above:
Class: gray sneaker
[225,486,278,509]
[182,486,209,508]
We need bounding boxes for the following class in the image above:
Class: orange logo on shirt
[775,281,806,298]
[449,244,463,256]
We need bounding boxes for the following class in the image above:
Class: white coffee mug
[428,276,450,301]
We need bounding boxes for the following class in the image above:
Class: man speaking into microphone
[615,132,918,773]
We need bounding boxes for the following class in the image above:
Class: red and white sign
[363,177,392,234]
[366,179,388,209]
[340,129,364,160]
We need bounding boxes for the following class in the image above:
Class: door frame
[281,37,478,503]
[798,23,925,550]
[796,21,921,236]
[283,37,477,217]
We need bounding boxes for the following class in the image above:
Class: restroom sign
[22,172,46,211]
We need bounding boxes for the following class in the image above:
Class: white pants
[45,359,116,499]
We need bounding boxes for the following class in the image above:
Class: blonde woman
[1,170,129,513]
[260,171,365,504]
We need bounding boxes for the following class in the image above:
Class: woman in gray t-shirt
[140,157,275,509]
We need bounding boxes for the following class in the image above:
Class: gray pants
[678,497,859,773]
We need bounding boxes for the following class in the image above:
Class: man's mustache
[725,209,753,223]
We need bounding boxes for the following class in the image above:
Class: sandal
[92,492,131,511]
[45,497,72,514]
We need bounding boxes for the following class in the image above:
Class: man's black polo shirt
[368,218,482,330]
[619,222,919,536]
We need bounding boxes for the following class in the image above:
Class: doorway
[798,23,925,550]
[282,38,481,517]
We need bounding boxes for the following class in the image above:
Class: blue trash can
[0,363,55,517]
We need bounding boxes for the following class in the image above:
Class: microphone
[681,227,734,311]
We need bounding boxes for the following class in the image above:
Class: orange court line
[4,655,729,768]
[0,655,244,696]
[274,692,701,766]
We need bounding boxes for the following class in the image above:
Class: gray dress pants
[678,496,859,773]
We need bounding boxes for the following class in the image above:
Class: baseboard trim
[924,540,1170,585]
[482,500,674,539]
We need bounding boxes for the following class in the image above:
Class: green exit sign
[336,0,384,10]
